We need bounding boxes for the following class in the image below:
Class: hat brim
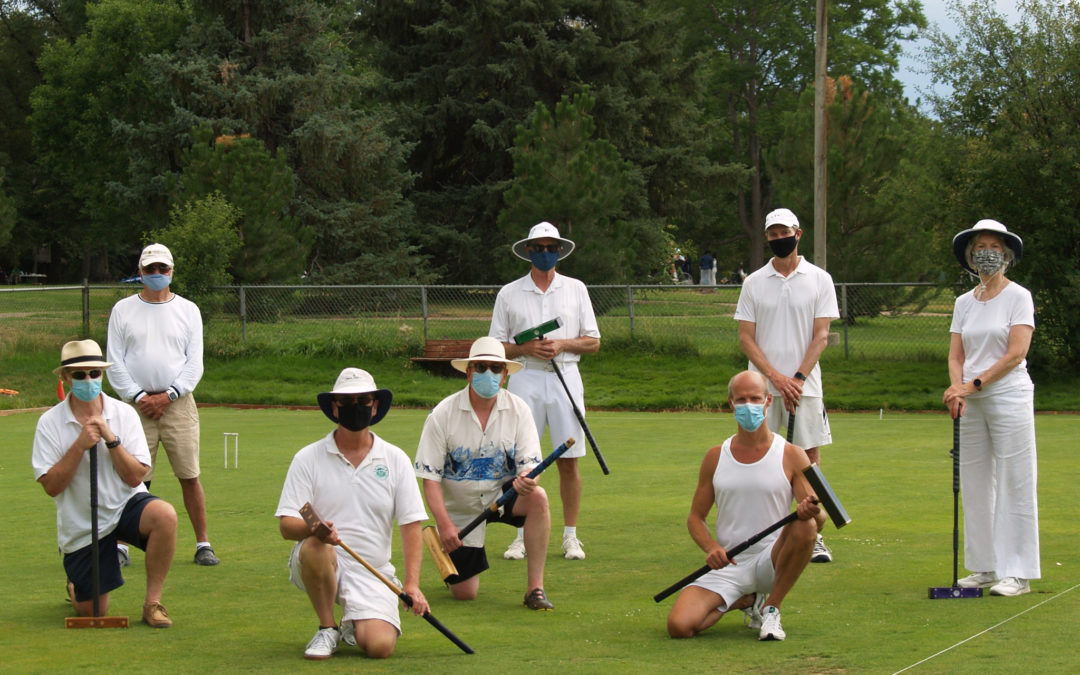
[952,228,1023,274]
[449,357,524,375]
[53,360,112,377]
[317,390,393,427]
[512,237,575,262]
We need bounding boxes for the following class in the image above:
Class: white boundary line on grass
[893,582,1080,674]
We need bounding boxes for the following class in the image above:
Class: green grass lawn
[2,408,1077,673]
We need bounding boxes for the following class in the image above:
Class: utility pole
[813,0,828,269]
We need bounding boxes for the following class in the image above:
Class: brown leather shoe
[142,601,173,628]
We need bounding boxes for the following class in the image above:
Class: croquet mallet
[928,415,982,599]
[299,502,474,654]
[513,318,609,474]
[653,463,851,603]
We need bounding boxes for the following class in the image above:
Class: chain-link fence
[1,281,957,362]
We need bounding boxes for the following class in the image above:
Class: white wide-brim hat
[952,219,1023,274]
[764,208,800,231]
[53,339,112,376]
[317,368,393,426]
[450,336,523,375]
[512,222,576,262]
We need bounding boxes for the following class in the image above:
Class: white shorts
[507,364,587,459]
[687,540,777,611]
[289,539,401,636]
[766,395,831,450]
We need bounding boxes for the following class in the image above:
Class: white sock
[197,542,212,549]
[564,526,577,538]
[515,528,524,541]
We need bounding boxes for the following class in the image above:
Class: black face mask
[768,235,798,259]
[337,402,373,431]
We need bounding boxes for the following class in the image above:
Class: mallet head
[802,464,851,529]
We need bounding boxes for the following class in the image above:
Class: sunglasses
[142,264,172,274]
[528,244,562,253]
[334,395,375,406]
[70,369,103,380]
[471,362,505,374]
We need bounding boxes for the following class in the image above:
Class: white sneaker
[958,572,998,589]
[118,544,131,568]
[758,606,785,641]
[562,535,585,560]
[989,577,1030,596]
[743,593,766,630]
[304,627,340,660]
[811,535,832,563]
[504,538,526,560]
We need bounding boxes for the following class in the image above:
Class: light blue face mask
[528,250,559,272]
[143,273,171,291]
[71,377,103,402]
[470,370,502,399]
[733,402,767,432]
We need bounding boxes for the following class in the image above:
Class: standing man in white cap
[32,340,178,627]
[414,337,553,610]
[106,243,218,566]
[733,208,839,563]
[276,368,429,659]
[490,221,601,562]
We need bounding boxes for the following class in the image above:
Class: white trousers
[960,389,1040,580]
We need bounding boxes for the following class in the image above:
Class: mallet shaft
[550,361,609,474]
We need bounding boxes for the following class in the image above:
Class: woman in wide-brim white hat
[942,218,1039,597]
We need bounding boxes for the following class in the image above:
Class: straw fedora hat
[53,339,112,376]
[450,337,523,375]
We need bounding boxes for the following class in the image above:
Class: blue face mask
[143,273,171,291]
[733,402,767,432]
[528,250,559,272]
[71,377,103,402]
[470,370,502,399]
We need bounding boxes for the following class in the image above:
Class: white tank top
[712,433,793,556]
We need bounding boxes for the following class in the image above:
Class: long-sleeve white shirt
[106,293,204,401]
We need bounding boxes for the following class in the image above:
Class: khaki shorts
[766,395,831,451]
[139,393,201,480]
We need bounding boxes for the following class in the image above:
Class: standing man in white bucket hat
[490,222,601,562]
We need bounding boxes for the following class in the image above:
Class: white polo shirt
[489,272,601,369]
[276,430,427,575]
[414,388,542,547]
[32,394,151,553]
[733,257,839,397]
[106,293,204,400]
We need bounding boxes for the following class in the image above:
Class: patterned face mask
[972,249,1005,276]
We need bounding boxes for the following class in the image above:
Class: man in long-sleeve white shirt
[107,243,218,566]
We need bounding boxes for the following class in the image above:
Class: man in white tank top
[666,371,822,642]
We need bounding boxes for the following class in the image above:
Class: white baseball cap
[512,222,576,262]
[139,243,174,268]
[764,208,800,231]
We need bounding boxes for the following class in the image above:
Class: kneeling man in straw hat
[667,371,823,642]
[414,337,554,610]
[32,340,178,627]
[276,369,429,660]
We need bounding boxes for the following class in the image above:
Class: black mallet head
[802,463,851,529]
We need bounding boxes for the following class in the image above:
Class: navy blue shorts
[445,483,525,584]
[63,492,160,603]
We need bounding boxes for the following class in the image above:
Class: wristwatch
[167,389,179,402]
[106,436,121,449]
[972,378,983,391]
[794,372,807,381]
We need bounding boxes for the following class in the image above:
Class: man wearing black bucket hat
[276,368,429,660]
[943,219,1039,597]
[32,340,178,627]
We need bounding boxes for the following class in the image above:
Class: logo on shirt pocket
[373,464,389,480]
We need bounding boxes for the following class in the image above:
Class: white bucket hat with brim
[317,368,393,427]
[451,336,523,375]
[952,219,1023,275]
[512,222,576,262]
[53,339,112,376]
